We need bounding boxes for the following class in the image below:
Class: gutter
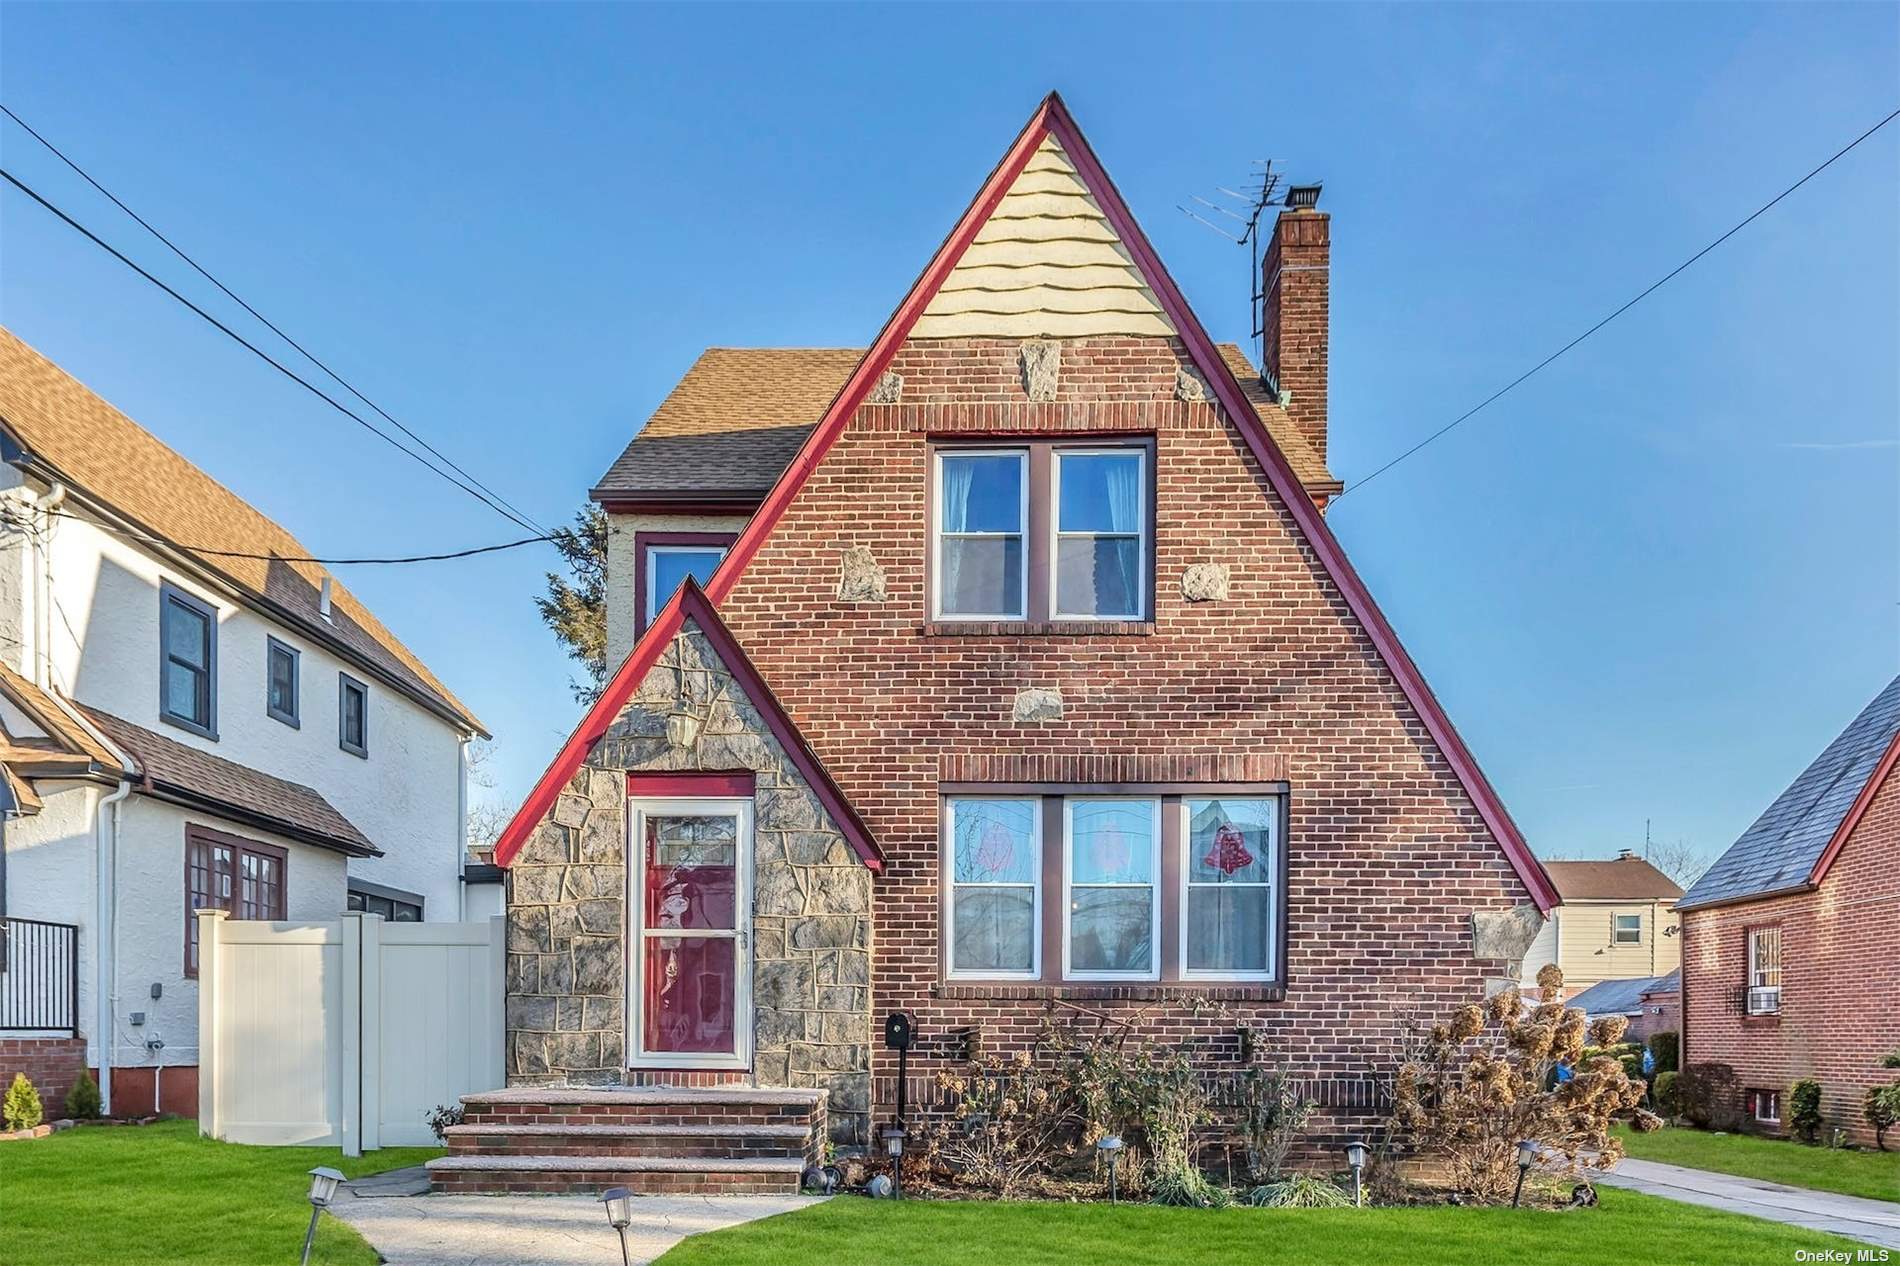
[94,777,131,1116]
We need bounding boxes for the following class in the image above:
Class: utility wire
[0,166,548,537]
[1,504,554,565]
[1339,105,1900,500]
[0,104,549,539]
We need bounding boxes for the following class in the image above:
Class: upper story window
[266,637,300,728]
[1612,913,1642,945]
[1746,926,1781,1015]
[932,441,1152,624]
[160,582,218,739]
[640,534,734,632]
[338,673,368,758]
[943,789,1282,985]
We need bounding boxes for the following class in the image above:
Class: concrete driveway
[330,1169,822,1266]
[1598,1157,1900,1250]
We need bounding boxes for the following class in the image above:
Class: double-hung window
[933,442,1151,623]
[185,825,286,975]
[1746,926,1781,1015]
[1612,913,1642,945]
[935,450,1028,620]
[945,798,1040,978]
[1064,798,1161,978]
[943,790,1281,985]
[266,637,300,727]
[159,583,217,738]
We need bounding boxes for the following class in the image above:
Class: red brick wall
[1681,766,1900,1143]
[1262,210,1330,463]
[0,1038,86,1119]
[716,335,1534,1134]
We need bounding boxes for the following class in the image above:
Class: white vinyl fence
[197,910,504,1154]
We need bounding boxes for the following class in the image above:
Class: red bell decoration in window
[1203,823,1255,876]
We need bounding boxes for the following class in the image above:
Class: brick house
[459,94,1559,1194]
[1678,673,1900,1142]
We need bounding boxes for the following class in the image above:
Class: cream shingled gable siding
[911,137,1176,340]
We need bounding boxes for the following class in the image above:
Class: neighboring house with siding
[1519,852,1683,997]
[0,328,491,1117]
[1678,673,1900,1143]
[448,95,1560,1196]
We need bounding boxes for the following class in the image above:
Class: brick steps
[434,1086,827,1196]
[427,1153,806,1196]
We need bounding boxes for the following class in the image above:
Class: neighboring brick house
[1678,674,1900,1142]
[1519,852,1682,998]
[468,94,1559,1194]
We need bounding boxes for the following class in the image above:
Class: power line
[2,504,554,565]
[0,166,547,537]
[0,105,549,538]
[1338,105,1900,501]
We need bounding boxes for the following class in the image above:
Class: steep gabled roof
[1679,674,1900,911]
[1544,856,1683,902]
[0,328,484,735]
[499,93,1556,911]
[590,344,1336,501]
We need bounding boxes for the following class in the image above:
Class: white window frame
[942,797,1042,981]
[1178,797,1280,982]
[644,544,730,628]
[624,797,754,1071]
[1747,926,1782,1015]
[1061,796,1162,981]
[1751,1088,1781,1123]
[1612,912,1643,945]
[1050,446,1150,622]
[932,448,1029,622]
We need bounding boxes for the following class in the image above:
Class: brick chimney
[1261,193,1330,464]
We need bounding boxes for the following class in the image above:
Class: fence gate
[198,910,504,1155]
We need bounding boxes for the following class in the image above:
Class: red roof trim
[498,92,1555,911]
[494,578,883,871]
[1807,724,1900,889]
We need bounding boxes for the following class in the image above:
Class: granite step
[443,1121,812,1160]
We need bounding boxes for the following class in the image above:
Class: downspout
[456,736,470,920]
[94,776,131,1116]
[27,481,67,689]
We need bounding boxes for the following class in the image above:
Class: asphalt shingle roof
[1678,674,1900,911]
[590,344,1340,500]
[1543,856,1683,902]
[1568,969,1680,1017]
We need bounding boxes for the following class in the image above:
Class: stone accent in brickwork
[1180,562,1229,602]
[1018,340,1060,401]
[1011,687,1064,722]
[867,371,904,404]
[505,620,873,1143]
[836,545,888,604]
[1173,365,1210,403]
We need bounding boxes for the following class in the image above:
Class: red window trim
[926,437,1157,626]
[633,532,738,635]
[184,823,289,977]
[939,785,1288,990]
[627,771,756,798]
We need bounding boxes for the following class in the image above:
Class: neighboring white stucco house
[0,327,496,1116]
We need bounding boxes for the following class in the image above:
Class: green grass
[652,1188,1873,1266]
[1616,1123,1900,1203]
[0,1119,440,1266]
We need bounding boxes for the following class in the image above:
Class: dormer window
[637,533,735,633]
[932,441,1152,624]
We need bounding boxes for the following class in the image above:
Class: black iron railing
[0,917,80,1035]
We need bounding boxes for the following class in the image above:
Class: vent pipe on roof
[319,576,334,623]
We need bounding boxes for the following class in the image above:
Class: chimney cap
[1285,183,1322,210]
[1617,849,1637,861]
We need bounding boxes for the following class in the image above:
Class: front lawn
[1615,1123,1900,1203]
[653,1187,1870,1266]
[0,1119,440,1266]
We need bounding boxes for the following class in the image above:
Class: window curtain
[1105,457,1141,610]
[940,458,976,603]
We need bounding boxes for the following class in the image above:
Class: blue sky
[3,3,1895,865]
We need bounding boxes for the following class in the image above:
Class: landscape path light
[880,1122,908,1200]
[1096,1135,1124,1204]
[599,1185,634,1266]
[1343,1140,1369,1207]
[300,1167,348,1266]
[1513,1139,1539,1208]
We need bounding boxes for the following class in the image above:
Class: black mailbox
[883,1011,916,1051]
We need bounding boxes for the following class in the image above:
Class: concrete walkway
[331,1172,821,1266]
[1598,1157,1900,1250]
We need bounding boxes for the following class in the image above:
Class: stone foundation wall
[505,620,874,1143]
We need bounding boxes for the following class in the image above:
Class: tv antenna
[1177,161,1296,370]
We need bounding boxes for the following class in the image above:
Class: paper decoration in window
[1203,822,1256,877]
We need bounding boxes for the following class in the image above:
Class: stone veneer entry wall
[504,619,874,1144]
